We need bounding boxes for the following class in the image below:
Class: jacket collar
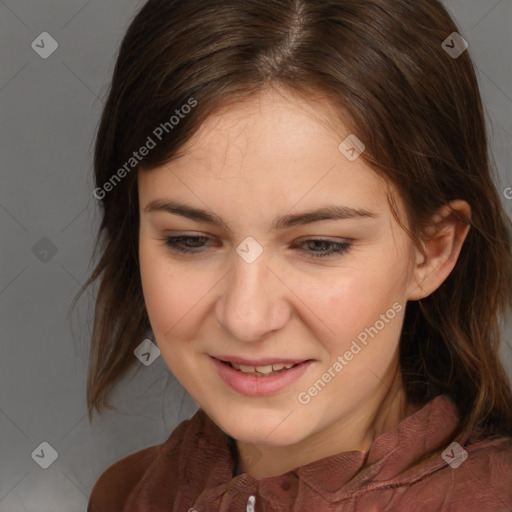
[176,394,460,508]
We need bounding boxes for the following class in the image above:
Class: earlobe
[407,200,472,301]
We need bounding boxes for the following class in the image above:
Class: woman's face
[138,88,422,461]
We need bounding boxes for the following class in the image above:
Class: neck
[234,366,419,479]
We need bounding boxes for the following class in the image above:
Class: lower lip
[210,356,312,396]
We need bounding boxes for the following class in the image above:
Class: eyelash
[162,235,352,258]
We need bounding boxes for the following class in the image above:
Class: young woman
[83,0,512,510]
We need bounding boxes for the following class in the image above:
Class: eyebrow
[143,199,377,232]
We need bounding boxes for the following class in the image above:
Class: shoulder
[88,414,196,512]
[87,444,162,512]
[442,435,512,511]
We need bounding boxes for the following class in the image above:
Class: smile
[210,356,313,396]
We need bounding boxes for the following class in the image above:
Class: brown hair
[76,0,512,442]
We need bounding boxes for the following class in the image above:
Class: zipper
[246,494,256,512]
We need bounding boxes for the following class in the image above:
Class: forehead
[137,88,401,227]
[174,88,348,168]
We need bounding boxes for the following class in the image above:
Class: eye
[163,234,211,254]
[163,234,352,258]
[292,238,352,258]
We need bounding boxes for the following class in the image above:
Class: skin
[138,87,471,479]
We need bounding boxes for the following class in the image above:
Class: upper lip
[211,355,311,366]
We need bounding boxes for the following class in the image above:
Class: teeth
[255,365,273,373]
[231,362,298,374]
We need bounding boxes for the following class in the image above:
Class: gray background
[1,1,511,510]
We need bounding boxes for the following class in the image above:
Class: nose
[215,249,291,342]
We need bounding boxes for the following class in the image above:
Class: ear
[407,200,472,301]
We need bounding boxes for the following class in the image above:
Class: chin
[219,414,308,448]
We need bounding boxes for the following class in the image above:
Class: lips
[210,356,313,396]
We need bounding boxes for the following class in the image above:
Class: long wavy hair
[75,0,512,442]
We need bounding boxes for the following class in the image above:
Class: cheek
[305,265,401,324]
[139,244,187,336]
[297,255,408,353]
[139,243,218,339]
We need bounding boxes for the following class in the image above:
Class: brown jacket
[88,395,512,511]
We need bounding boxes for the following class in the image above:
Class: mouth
[210,355,313,396]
